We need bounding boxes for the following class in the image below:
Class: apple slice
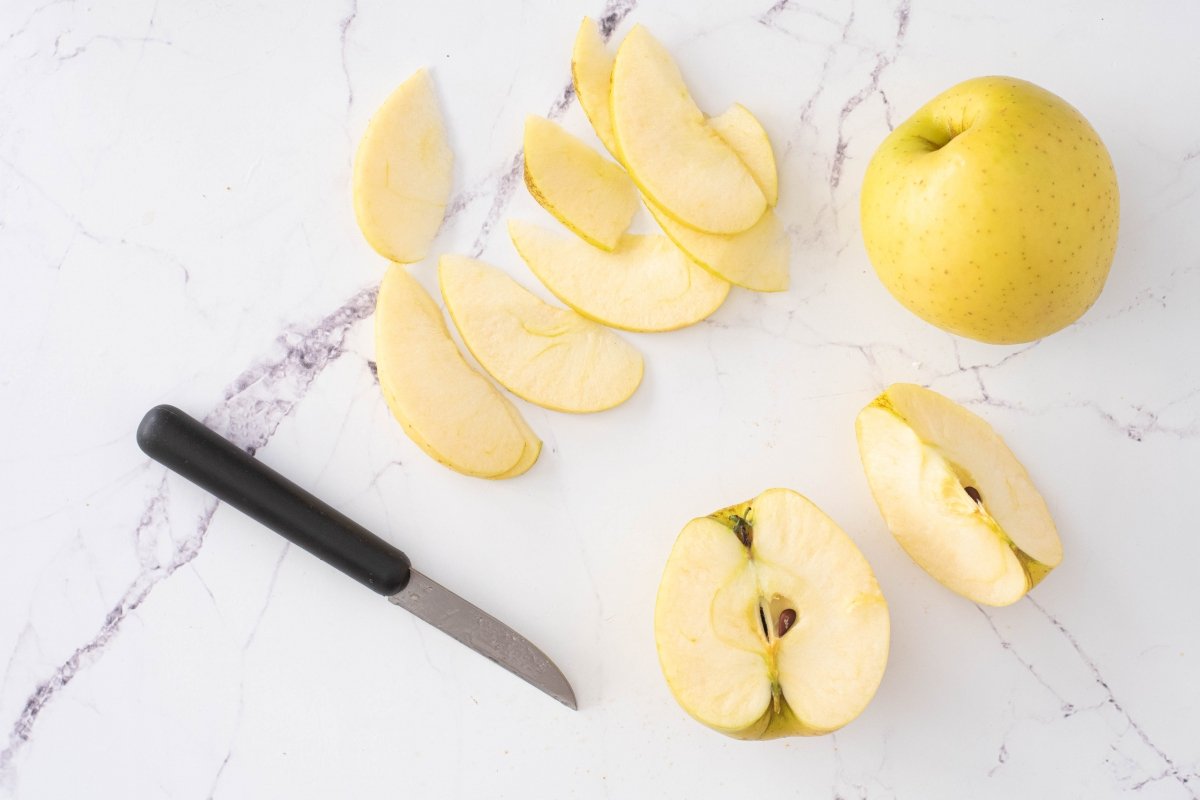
[375,264,539,478]
[610,26,766,234]
[439,255,643,413]
[655,488,890,738]
[708,104,778,207]
[508,220,729,332]
[855,384,1062,605]
[571,17,620,158]
[523,116,639,251]
[646,203,790,292]
[353,69,454,264]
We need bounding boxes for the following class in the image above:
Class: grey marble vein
[980,598,1198,797]
[0,287,376,774]
[0,0,642,773]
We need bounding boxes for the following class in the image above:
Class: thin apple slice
[523,116,638,251]
[571,17,620,158]
[646,203,790,292]
[509,220,729,332]
[353,69,454,264]
[856,384,1062,606]
[439,255,643,413]
[709,104,778,207]
[655,488,890,738]
[375,264,539,478]
[611,26,766,234]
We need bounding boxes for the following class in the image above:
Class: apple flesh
[439,255,643,413]
[375,265,540,478]
[508,220,729,332]
[655,488,890,738]
[611,25,766,235]
[353,69,454,264]
[523,116,639,251]
[856,383,1062,605]
[860,76,1120,343]
[708,103,778,207]
[571,17,621,158]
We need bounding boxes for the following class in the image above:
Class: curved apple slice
[353,69,453,264]
[646,203,790,292]
[856,384,1062,606]
[571,17,620,158]
[523,116,638,251]
[508,220,729,332]
[611,26,765,235]
[375,265,539,478]
[439,255,643,413]
[709,104,778,207]
[655,488,890,738]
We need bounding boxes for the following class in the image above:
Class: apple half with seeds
[855,383,1063,605]
[655,488,890,738]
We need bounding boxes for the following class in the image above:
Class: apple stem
[730,512,753,548]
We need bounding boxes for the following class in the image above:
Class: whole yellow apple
[860,76,1119,344]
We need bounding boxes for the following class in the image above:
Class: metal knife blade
[391,570,577,710]
[136,405,577,710]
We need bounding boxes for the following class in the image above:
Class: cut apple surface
[655,488,890,738]
[508,220,729,332]
[646,203,790,292]
[439,255,643,413]
[709,104,778,207]
[353,69,454,264]
[610,26,766,234]
[375,264,539,478]
[523,116,638,251]
[571,17,620,158]
[855,384,1062,606]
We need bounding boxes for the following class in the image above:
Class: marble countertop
[3,0,1198,797]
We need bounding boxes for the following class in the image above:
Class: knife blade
[136,404,576,710]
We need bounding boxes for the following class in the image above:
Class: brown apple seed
[776,608,797,638]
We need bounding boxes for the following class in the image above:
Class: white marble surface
[2,0,1198,796]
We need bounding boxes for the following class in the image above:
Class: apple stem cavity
[776,608,797,638]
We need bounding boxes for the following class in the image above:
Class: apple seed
[964,485,983,505]
[776,608,797,638]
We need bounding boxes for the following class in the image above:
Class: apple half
[508,220,729,332]
[855,383,1062,605]
[353,69,454,264]
[655,488,890,738]
[375,264,539,478]
[611,25,766,235]
[439,255,643,413]
[523,116,639,251]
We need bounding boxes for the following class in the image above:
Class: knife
[136,404,577,710]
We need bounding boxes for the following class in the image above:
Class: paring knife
[136,405,577,710]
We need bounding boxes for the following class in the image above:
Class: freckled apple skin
[860,76,1120,344]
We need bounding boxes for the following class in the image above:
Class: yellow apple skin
[860,76,1119,344]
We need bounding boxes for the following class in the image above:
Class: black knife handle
[136,405,411,595]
